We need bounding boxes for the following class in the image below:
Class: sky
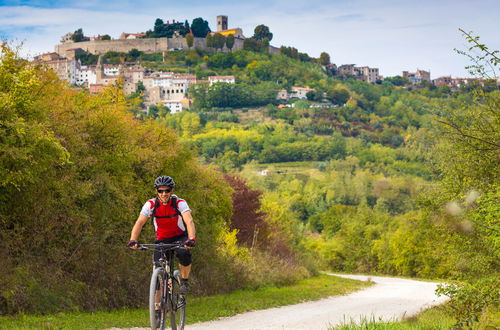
[1,0,499,78]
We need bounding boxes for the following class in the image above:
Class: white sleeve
[177,200,191,214]
[140,201,153,217]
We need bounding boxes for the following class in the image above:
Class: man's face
[157,186,173,203]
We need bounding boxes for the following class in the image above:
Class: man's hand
[184,238,196,248]
[128,240,138,249]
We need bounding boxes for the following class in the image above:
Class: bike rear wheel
[149,267,167,330]
[168,270,186,330]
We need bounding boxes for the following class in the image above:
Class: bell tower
[217,15,228,32]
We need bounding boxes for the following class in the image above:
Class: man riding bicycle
[128,175,196,295]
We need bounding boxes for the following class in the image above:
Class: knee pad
[176,248,192,266]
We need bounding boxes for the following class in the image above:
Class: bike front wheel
[168,270,186,330]
[149,267,167,330]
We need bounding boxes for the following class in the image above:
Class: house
[119,32,146,40]
[208,75,235,86]
[402,69,431,84]
[290,86,315,99]
[159,100,183,114]
[338,64,381,83]
[277,89,288,100]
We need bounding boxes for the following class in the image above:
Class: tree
[186,33,194,49]
[384,76,409,86]
[153,18,165,37]
[243,38,261,52]
[100,34,111,40]
[430,30,500,328]
[212,33,226,51]
[319,52,331,66]
[327,86,350,105]
[127,48,142,60]
[191,17,211,38]
[205,34,214,48]
[253,24,273,42]
[71,28,84,42]
[226,34,235,51]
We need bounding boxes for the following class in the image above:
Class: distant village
[35,15,490,113]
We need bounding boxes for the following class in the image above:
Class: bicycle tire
[168,270,186,330]
[149,267,167,330]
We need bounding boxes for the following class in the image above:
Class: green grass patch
[0,274,371,329]
[333,305,455,329]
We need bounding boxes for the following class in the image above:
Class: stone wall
[55,37,270,57]
[55,38,169,55]
[55,36,247,56]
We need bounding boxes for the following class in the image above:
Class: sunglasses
[157,189,172,194]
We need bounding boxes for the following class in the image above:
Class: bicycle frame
[138,243,186,330]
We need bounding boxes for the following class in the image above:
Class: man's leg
[179,264,191,279]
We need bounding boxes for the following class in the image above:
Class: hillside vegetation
[0,43,311,315]
[1,29,498,329]
[144,38,498,328]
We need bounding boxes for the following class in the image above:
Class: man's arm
[129,214,148,248]
[182,211,196,240]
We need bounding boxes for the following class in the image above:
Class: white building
[75,65,97,86]
[160,100,183,114]
[208,75,235,86]
[290,86,315,99]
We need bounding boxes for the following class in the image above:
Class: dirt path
[185,274,448,330]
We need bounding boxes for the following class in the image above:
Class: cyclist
[128,175,196,295]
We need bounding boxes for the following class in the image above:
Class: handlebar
[135,243,185,251]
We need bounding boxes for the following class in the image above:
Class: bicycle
[138,243,187,330]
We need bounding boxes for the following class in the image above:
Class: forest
[0,29,498,329]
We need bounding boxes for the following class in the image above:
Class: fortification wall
[55,38,170,55]
[56,36,250,56]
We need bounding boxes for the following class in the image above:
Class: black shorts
[153,233,192,267]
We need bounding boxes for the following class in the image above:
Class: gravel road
[186,274,447,330]
[113,274,447,330]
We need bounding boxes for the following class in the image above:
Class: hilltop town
[35,15,491,113]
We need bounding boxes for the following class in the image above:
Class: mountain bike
[138,243,186,330]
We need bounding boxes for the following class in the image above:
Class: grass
[332,305,455,329]
[0,274,372,329]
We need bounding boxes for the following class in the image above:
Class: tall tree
[226,34,235,51]
[253,24,273,41]
[319,52,331,65]
[186,33,194,49]
[212,33,226,51]
[191,17,211,37]
[205,34,214,48]
[71,28,84,42]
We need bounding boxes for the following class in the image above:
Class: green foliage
[319,52,330,66]
[0,45,313,315]
[212,33,226,50]
[243,38,263,52]
[186,33,194,48]
[191,17,211,38]
[226,34,235,50]
[253,24,273,42]
[436,277,499,329]
[145,18,189,38]
[384,75,409,86]
[75,52,99,65]
[70,28,84,42]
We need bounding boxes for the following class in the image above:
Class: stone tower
[217,15,228,32]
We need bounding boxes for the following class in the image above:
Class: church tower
[217,15,228,32]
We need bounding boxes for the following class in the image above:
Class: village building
[208,75,235,85]
[290,86,315,99]
[338,64,381,83]
[402,69,431,84]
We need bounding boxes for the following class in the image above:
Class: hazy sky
[1,0,499,78]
